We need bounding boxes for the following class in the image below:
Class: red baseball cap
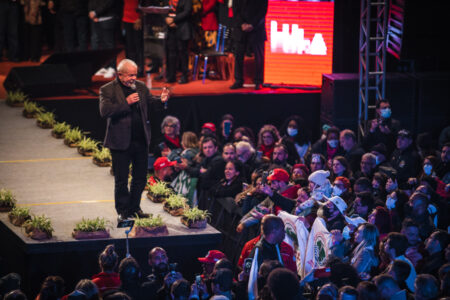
[197,250,226,264]
[267,168,289,183]
[153,157,177,171]
[202,122,216,132]
[292,164,310,176]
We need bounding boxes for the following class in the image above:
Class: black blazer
[99,79,161,150]
[170,0,193,41]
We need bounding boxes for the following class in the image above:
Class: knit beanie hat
[308,170,330,187]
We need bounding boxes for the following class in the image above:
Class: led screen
[264,1,334,86]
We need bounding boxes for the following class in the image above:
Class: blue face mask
[380,108,392,119]
[342,226,352,240]
[375,156,380,166]
[423,164,432,176]
[287,128,298,137]
[327,139,339,148]
[386,196,396,210]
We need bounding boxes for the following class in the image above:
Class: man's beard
[155,263,168,274]
[273,159,285,166]
[322,205,333,219]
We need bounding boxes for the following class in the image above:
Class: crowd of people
[1,97,449,300]
[111,97,448,299]
[0,0,268,88]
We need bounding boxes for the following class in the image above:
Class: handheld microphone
[130,83,136,90]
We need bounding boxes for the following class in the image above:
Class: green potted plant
[22,101,45,118]
[92,147,112,167]
[72,217,111,240]
[181,207,210,229]
[64,127,84,147]
[130,214,168,237]
[0,188,16,212]
[6,90,28,107]
[77,137,99,156]
[8,206,31,226]
[23,214,54,240]
[36,112,56,129]
[51,122,71,139]
[147,181,173,203]
[163,194,187,216]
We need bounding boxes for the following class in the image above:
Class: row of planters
[6,90,113,167]
[147,181,210,230]
[0,189,170,240]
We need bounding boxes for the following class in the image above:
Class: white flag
[303,217,331,277]
[278,211,309,277]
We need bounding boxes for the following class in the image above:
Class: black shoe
[117,214,129,223]
[134,210,149,218]
[254,83,261,90]
[229,82,243,90]
[178,76,188,84]
[165,78,176,83]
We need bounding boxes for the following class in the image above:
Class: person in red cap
[236,168,300,233]
[201,122,217,137]
[291,163,310,186]
[147,157,177,186]
[198,250,226,279]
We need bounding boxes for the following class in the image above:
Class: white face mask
[332,185,343,196]
[342,226,352,240]
[423,164,432,176]
[287,128,298,137]
[327,139,339,148]
[386,196,397,210]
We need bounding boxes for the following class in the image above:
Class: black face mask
[294,178,308,187]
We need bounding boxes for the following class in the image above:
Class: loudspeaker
[321,73,417,133]
[42,48,122,87]
[3,65,77,97]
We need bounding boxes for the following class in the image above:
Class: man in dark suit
[165,0,193,84]
[99,59,169,221]
[230,0,268,90]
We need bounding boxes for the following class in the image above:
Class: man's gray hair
[117,59,138,73]
[235,141,255,155]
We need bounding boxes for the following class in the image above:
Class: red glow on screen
[264,1,334,86]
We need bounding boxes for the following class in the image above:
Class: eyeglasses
[165,124,177,128]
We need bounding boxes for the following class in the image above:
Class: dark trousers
[166,30,189,81]
[0,1,19,60]
[233,32,265,84]
[90,18,116,50]
[23,23,42,61]
[111,140,148,216]
[62,13,88,52]
[123,21,143,75]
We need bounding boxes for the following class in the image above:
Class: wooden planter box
[181,217,207,229]
[51,131,65,139]
[8,214,31,227]
[147,192,168,203]
[129,225,168,238]
[22,110,38,118]
[36,121,53,129]
[0,205,14,212]
[25,227,52,240]
[64,139,79,148]
[163,203,185,216]
[77,148,95,156]
[92,157,112,167]
[6,101,24,107]
[72,230,110,240]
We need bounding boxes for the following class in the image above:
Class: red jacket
[92,272,121,295]
[238,235,297,274]
[202,0,218,30]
